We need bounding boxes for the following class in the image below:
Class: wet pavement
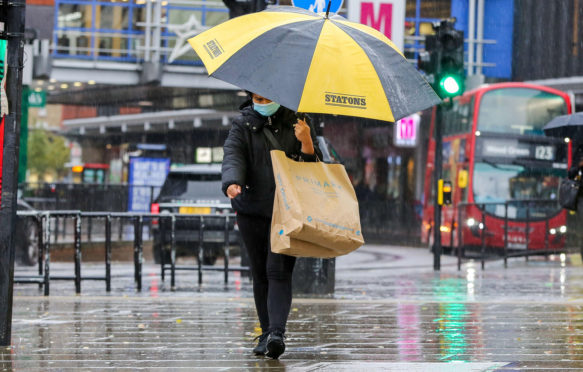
[3,245,583,371]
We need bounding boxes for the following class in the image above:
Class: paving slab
[3,245,583,371]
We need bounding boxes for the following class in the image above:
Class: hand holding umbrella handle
[295,112,308,122]
[294,118,314,155]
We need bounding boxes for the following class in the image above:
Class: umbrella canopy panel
[544,112,583,140]
[189,6,440,123]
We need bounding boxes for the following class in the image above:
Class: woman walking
[221,92,322,359]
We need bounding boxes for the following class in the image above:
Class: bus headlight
[550,226,567,235]
[467,218,484,237]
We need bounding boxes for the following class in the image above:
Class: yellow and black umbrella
[188,6,440,122]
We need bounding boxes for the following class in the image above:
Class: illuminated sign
[196,147,212,163]
[393,113,419,147]
[477,139,556,161]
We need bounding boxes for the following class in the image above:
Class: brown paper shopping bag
[270,150,364,258]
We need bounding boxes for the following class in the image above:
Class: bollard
[74,214,82,294]
[37,214,44,283]
[525,207,530,262]
[224,215,230,285]
[198,216,204,285]
[504,203,508,268]
[457,205,462,271]
[544,219,549,253]
[480,207,485,270]
[292,258,335,295]
[170,215,176,290]
[43,214,51,296]
[134,216,143,292]
[160,216,166,282]
[105,215,112,292]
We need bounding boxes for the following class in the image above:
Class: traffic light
[222,0,266,18]
[437,179,453,206]
[419,20,465,99]
[435,21,465,98]
[418,34,439,77]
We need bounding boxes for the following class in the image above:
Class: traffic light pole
[0,0,26,346]
[433,103,443,271]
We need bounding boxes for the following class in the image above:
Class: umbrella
[188,6,440,123]
[543,112,583,140]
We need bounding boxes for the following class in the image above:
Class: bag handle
[263,119,321,162]
[263,126,283,151]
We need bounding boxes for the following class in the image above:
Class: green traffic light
[439,75,462,96]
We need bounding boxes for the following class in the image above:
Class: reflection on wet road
[3,245,583,371]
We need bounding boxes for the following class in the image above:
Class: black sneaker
[265,331,286,359]
[252,333,269,356]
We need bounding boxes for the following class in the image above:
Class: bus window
[443,100,473,136]
[473,162,564,219]
[477,88,568,135]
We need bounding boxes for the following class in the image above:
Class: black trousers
[237,213,296,334]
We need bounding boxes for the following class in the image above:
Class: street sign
[28,90,46,107]
[292,0,343,14]
[128,157,170,212]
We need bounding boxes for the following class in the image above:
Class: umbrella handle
[296,112,308,122]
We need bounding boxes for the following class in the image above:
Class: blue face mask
[254,101,280,117]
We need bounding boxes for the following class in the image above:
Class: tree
[27,130,70,179]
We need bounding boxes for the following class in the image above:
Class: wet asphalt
[3,245,583,371]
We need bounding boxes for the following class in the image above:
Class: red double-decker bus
[421,83,573,253]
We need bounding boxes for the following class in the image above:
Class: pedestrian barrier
[14,211,249,295]
[19,182,158,212]
[453,200,582,270]
[21,182,424,245]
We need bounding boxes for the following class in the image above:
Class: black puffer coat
[221,101,323,218]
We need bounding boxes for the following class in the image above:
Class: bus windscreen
[477,88,568,135]
[473,162,564,219]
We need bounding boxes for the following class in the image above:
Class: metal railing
[14,210,248,295]
[453,200,582,270]
[20,182,160,212]
[358,199,421,244]
[20,183,425,244]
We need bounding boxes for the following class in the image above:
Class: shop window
[58,4,92,29]
[97,5,130,30]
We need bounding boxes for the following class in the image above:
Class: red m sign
[359,2,393,39]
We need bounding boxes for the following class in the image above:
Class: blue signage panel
[451,0,513,79]
[128,157,170,212]
[292,0,343,14]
